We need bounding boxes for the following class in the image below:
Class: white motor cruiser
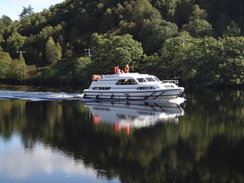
[83,73,184,100]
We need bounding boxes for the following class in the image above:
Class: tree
[89,33,143,74]
[220,37,244,85]
[189,4,208,21]
[0,49,12,79]
[175,0,194,27]
[182,19,214,37]
[63,43,73,58]
[182,4,213,37]
[157,31,193,80]
[157,32,225,87]
[19,5,34,20]
[223,21,241,37]
[140,19,178,54]
[55,42,62,61]
[7,54,27,82]
[6,32,27,58]
[45,37,62,65]
[118,0,179,54]
[0,60,10,79]
[0,48,12,62]
[0,15,12,28]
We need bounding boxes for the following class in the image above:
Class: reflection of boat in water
[85,100,185,131]
[83,73,184,100]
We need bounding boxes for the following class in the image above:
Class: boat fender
[115,124,121,131]
[126,125,130,135]
[92,75,101,81]
[183,93,186,100]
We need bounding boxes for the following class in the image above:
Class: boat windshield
[153,77,161,82]
[145,77,156,82]
[136,78,147,83]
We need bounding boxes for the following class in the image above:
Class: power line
[16,51,25,54]
[6,48,93,56]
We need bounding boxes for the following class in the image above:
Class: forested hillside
[0,0,243,87]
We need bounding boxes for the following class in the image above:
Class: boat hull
[83,88,184,100]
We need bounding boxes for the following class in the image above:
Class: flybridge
[103,73,145,78]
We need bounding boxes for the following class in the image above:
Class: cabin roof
[103,73,151,79]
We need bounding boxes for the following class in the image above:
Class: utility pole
[16,51,26,54]
[16,51,26,63]
[85,48,93,57]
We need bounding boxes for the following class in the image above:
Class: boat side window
[137,86,155,90]
[116,79,125,85]
[116,79,137,85]
[126,79,137,85]
[136,78,147,83]
[93,87,111,90]
[145,77,156,82]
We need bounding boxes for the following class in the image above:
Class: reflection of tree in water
[0,92,244,183]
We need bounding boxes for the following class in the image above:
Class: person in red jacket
[114,66,119,74]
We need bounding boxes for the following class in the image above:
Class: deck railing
[162,80,179,85]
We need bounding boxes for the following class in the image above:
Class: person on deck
[124,64,129,73]
[117,68,121,74]
[114,66,119,74]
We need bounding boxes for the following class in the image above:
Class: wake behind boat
[83,72,184,100]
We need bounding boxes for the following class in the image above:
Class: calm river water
[0,84,243,183]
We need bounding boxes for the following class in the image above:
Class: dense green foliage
[0,0,243,87]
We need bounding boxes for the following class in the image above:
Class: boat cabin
[89,73,178,91]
